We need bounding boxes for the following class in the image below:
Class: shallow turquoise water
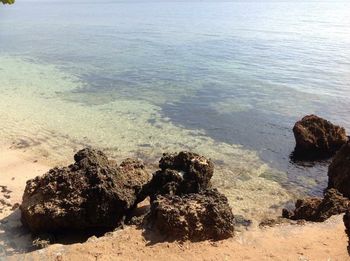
[0,1,350,219]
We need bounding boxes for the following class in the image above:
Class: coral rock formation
[328,141,350,198]
[20,148,150,233]
[149,189,235,241]
[148,151,214,200]
[292,115,347,159]
[282,189,349,222]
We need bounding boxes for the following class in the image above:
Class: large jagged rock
[328,141,350,198]
[292,115,347,159]
[282,189,349,222]
[20,148,150,233]
[147,152,214,200]
[148,189,234,241]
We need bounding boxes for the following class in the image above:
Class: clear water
[1,1,350,220]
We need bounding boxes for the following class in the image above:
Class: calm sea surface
[1,1,350,219]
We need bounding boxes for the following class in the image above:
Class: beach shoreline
[0,145,348,260]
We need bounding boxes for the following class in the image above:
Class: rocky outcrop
[282,189,349,222]
[20,148,150,233]
[292,115,347,159]
[147,152,214,200]
[148,189,234,241]
[144,152,235,241]
[328,141,350,198]
[20,148,235,242]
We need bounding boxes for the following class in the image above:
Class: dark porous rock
[328,141,350,198]
[20,148,150,233]
[282,189,349,222]
[147,169,185,200]
[148,151,214,200]
[343,210,350,250]
[73,148,110,167]
[148,189,234,241]
[292,115,347,159]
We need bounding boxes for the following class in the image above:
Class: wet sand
[0,145,349,260]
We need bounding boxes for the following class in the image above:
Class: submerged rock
[328,141,350,198]
[292,115,347,159]
[148,189,234,241]
[20,148,150,233]
[282,189,349,222]
[259,217,286,228]
[148,151,214,200]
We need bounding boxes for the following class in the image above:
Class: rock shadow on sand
[0,208,115,257]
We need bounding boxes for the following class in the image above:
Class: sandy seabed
[0,145,349,261]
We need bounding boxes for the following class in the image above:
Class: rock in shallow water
[147,151,214,200]
[20,148,150,233]
[282,189,349,222]
[292,115,347,159]
[328,141,350,198]
[148,189,235,241]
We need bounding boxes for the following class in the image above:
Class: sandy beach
[0,145,349,261]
